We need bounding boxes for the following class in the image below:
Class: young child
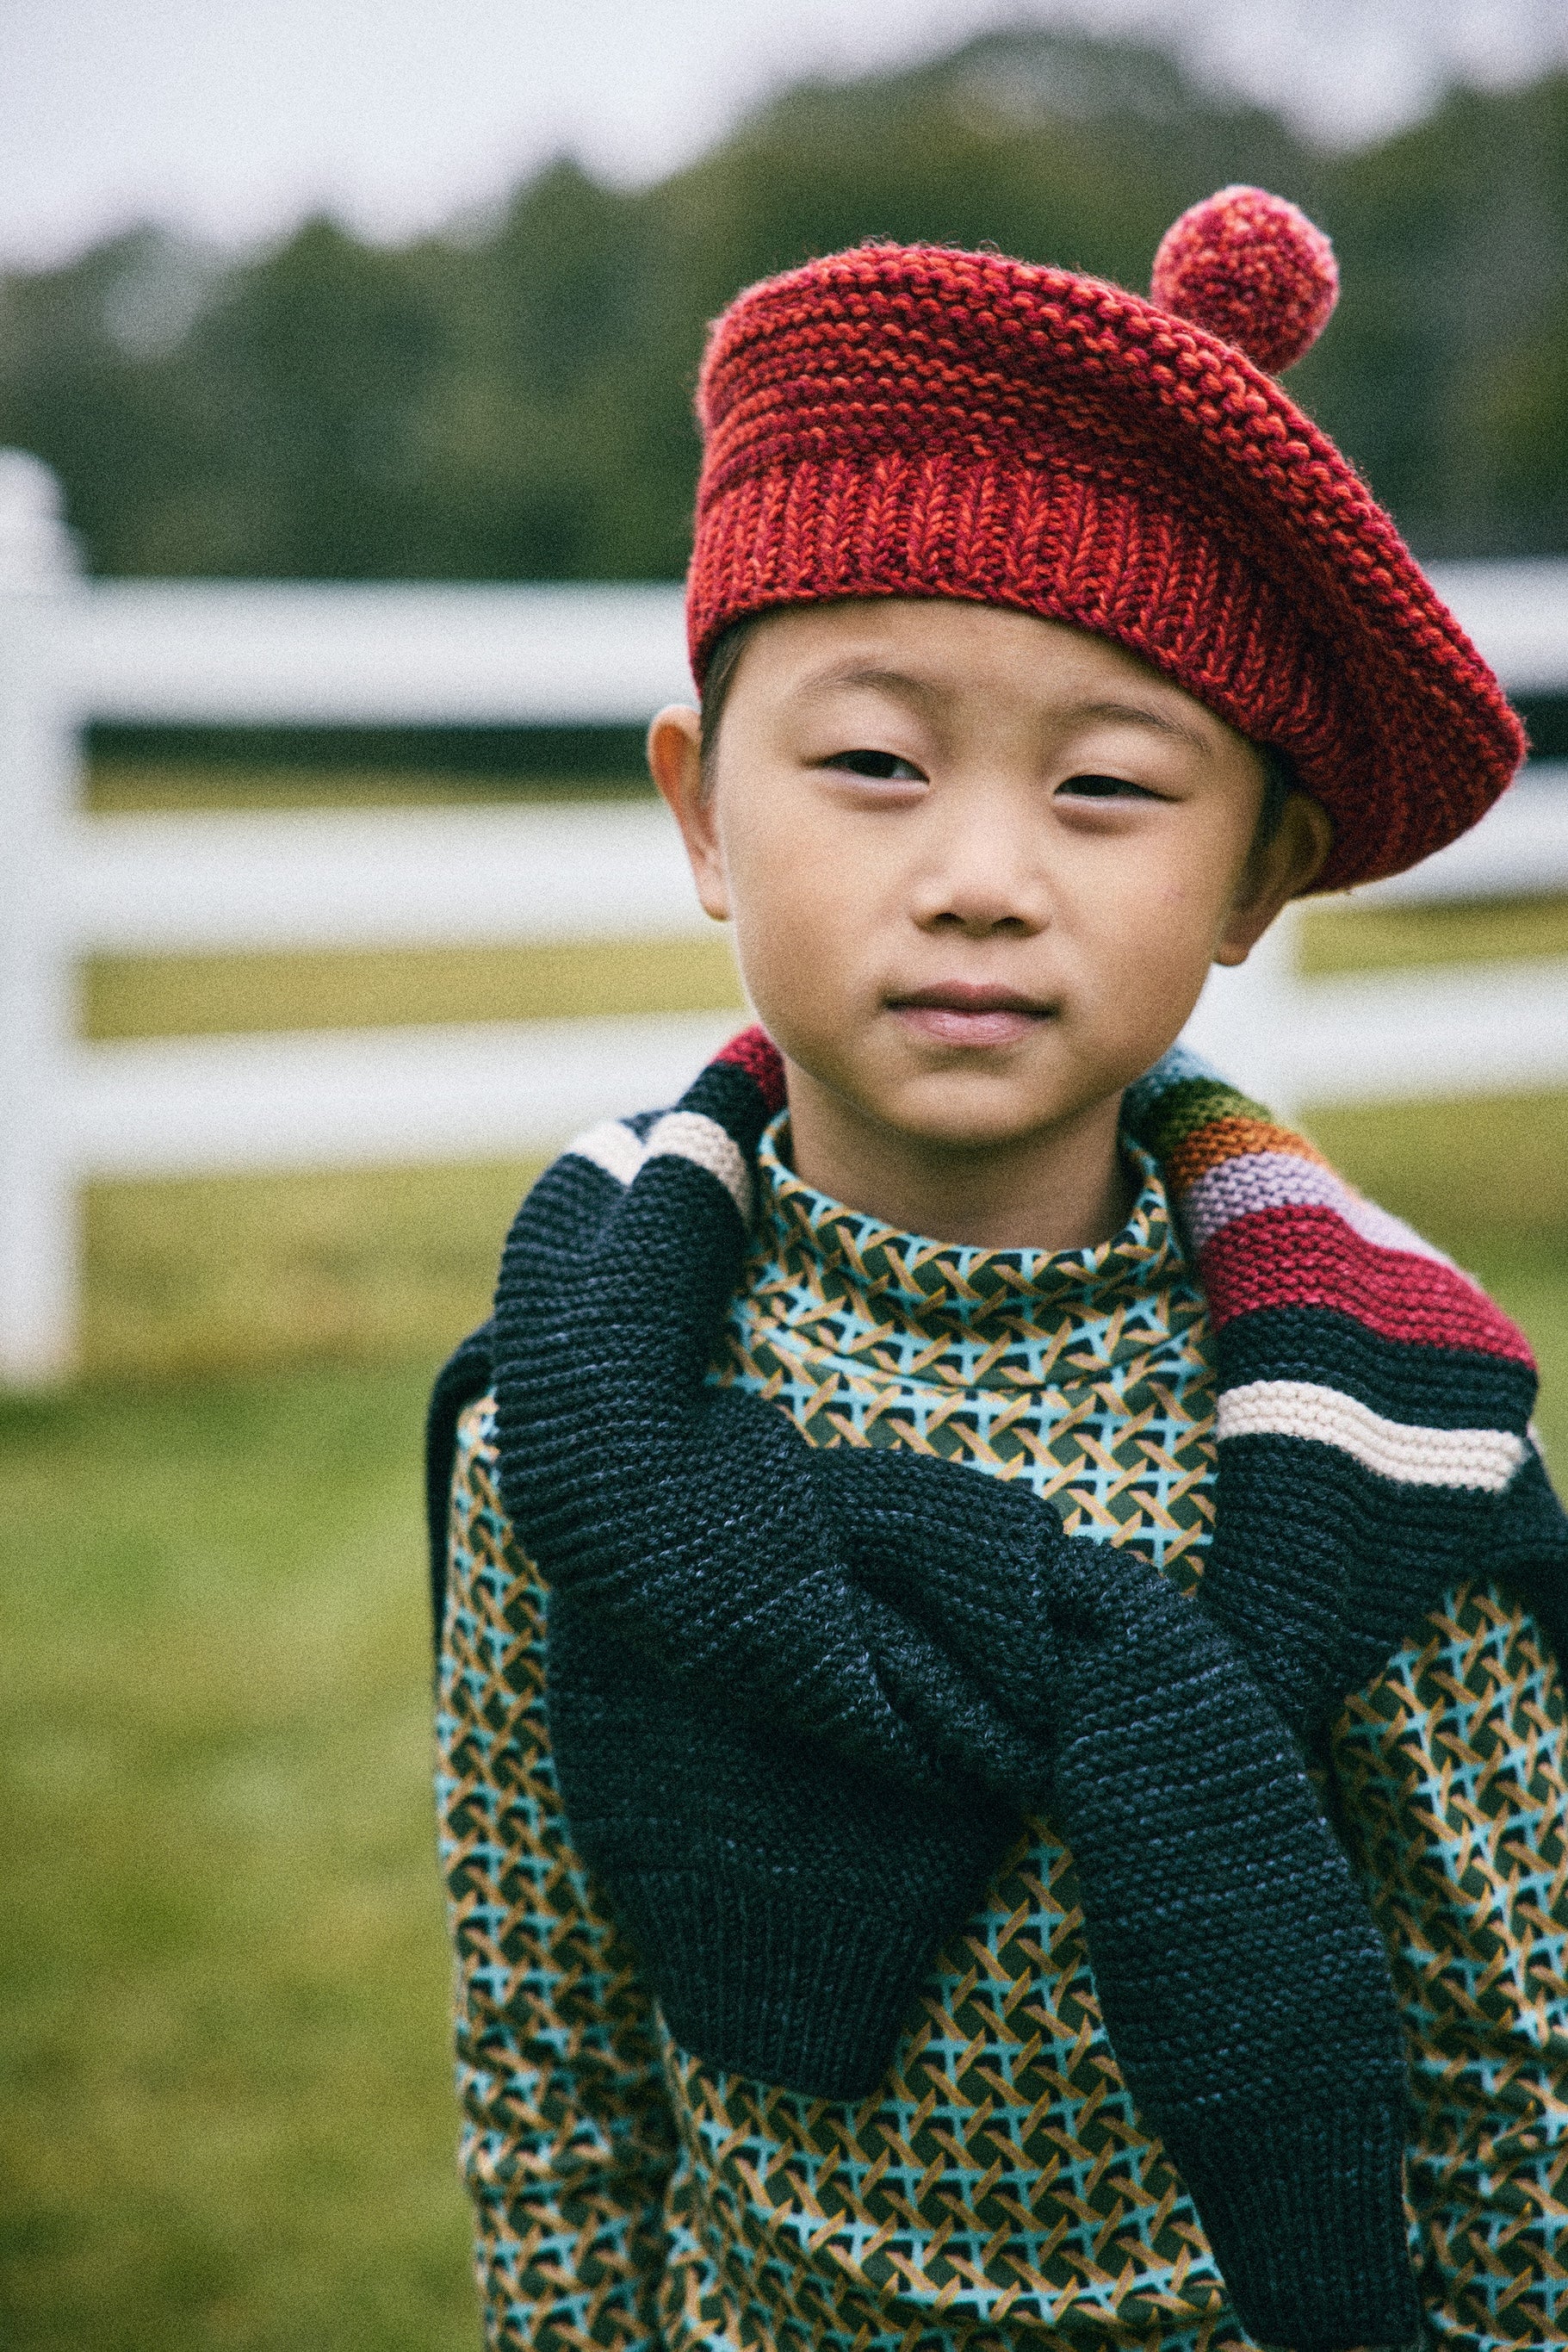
[428,189,1568,2351]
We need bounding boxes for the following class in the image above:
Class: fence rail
[74,579,693,725]
[3,447,1568,1383]
[67,802,704,954]
[70,1010,744,1181]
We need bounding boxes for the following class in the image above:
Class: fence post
[0,452,82,1385]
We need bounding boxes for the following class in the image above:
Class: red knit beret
[687,185,1524,893]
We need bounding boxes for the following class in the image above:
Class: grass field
[0,1362,473,2352]
[3,761,1567,2349]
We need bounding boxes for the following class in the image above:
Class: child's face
[652,597,1328,1170]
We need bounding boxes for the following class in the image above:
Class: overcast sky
[5,0,1567,270]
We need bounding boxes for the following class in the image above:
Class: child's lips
[888,989,1054,1049]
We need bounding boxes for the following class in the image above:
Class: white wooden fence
[3,446,1568,1385]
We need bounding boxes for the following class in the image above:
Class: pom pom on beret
[1150,184,1339,373]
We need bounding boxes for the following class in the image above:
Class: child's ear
[647,704,732,923]
[1212,791,1334,966]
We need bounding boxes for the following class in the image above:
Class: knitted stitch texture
[429,1027,1568,2352]
[686,218,1524,891]
[1150,185,1338,373]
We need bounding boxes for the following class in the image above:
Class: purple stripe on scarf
[1183,1151,1453,1269]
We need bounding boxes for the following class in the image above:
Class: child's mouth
[888,986,1053,1049]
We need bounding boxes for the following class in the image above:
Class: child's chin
[872,1079,1112,1154]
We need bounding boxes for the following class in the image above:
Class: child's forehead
[738,598,1236,739]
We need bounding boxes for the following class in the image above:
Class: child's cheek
[723,828,846,1043]
[1069,874,1225,1076]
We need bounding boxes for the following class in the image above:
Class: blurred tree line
[3,25,1567,582]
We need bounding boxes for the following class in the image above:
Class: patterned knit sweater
[435,1117,1568,2352]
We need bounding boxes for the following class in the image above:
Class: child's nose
[910,802,1048,935]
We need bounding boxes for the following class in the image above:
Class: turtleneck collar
[746,1111,1193,1387]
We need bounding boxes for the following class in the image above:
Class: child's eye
[1056,772,1163,802]
[822,748,926,781]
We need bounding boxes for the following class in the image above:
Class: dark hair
[697,615,759,786]
[1255,741,1296,846]
[698,609,1301,847]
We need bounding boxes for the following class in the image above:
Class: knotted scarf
[428,1027,1568,2352]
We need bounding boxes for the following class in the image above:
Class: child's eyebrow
[798,661,943,712]
[1073,699,1214,754]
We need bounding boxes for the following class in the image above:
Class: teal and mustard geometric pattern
[437,1125,1568,2349]
[438,1414,678,2351]
[721,1127,1217,1575]
[1335,1587,1568,2339]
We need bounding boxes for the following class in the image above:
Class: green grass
[88,760,659,813]
[0,1361,474,2352]
[83,1159,542,1382]
[2,761,1562,2349]
[1301,890,1568,973]
[86,935,745,1040]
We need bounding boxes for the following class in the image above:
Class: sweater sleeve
[1329,1576,1568,2344]
[437,1394,679,2352]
